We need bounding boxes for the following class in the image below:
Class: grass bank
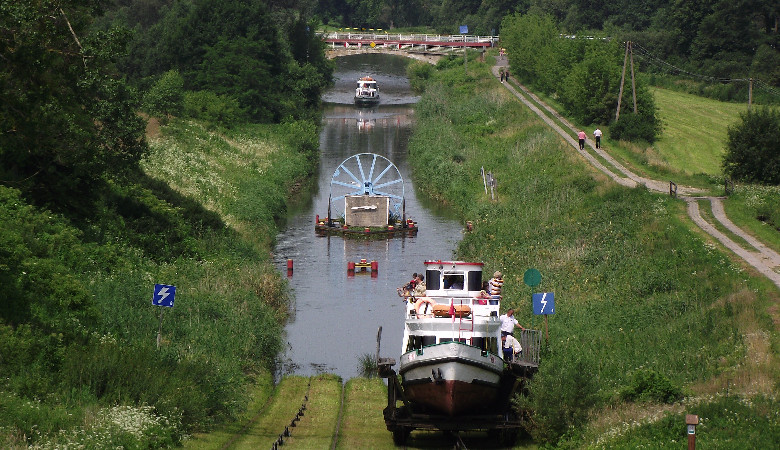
[406,54,779,447]
[0,117,319,448]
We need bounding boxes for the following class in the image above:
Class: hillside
[405,53,779,447]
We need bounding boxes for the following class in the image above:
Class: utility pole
[616,42,629,121]
[748,78,753,110]
[630,41,637,113]
[616,41,637,120]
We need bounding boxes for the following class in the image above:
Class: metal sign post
[152,284,176,348]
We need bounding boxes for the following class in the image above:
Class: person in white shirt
[503,334,523,362]
[593,128,602,149]
[499,308,524,337]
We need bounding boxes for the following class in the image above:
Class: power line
[631,43,779,99]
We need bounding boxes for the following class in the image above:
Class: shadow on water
[273,53,462,380]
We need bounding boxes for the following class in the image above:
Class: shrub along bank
[0,119,319,447]
[406,55,779,447]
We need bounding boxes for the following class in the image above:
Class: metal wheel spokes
[329,153,405,218]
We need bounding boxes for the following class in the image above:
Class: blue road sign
[459,25,468,34]
[532,292,555,315]
[153,284,176,308]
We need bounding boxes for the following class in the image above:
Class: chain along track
[493,62,780,291]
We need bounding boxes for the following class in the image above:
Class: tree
[0,0,147,210]
[143,69,184,122]
[722,107,780,185]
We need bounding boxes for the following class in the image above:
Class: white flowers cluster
[31,405,181,449]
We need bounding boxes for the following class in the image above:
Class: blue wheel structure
[329,153,405,219]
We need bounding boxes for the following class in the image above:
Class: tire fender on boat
[415,297,435,317]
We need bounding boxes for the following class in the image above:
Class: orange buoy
[371,260,378,272]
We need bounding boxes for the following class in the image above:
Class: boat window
[406,335,421,352]
[440,338,467,344]
[422,335,436,347]
[443,274,464,289]
[471,337,485,349]
[425,270,440,290]
[468,271,482,291]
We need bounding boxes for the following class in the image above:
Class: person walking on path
[593,128,602,149]
[577,130,587,150]
[505,69,509,82]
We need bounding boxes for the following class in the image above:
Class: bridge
[319,32,499,62]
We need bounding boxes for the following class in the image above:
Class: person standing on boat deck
[412,274,426,297]
[500,309,524,337]
[488,271,504,297]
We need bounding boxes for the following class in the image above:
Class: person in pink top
[577,130,587,150]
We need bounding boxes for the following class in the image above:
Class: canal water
[273,54,464,380]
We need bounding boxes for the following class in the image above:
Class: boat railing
[512,329,542,366]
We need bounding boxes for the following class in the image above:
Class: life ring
[415,297,435,317]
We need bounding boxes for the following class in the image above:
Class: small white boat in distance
[354,76,379,106]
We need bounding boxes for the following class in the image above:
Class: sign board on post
[459,25,468,34]
[153,284,176,307]
[152,283,176,348]
[532,292,555,315]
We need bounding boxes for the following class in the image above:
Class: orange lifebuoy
[415,297,435,317]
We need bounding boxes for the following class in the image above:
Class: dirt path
[492,63,780,290]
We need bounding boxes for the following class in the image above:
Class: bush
[722,107,780,185]
[407,61,435,93]
[610,110,661,143]
[516,352,599,445]
[143,70,184,122]
[183,90,247,128]
[620,369,684,403]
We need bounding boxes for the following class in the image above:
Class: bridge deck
[320,32,498,49]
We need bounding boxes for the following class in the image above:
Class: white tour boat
[354,76,380,106]
[398,260,504,416]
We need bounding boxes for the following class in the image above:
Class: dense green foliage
[408,54,778,447]
[500,13,661,141]
[108,0,333,123]
[723,107,780,185]
[1,0,324,446]
[0,0,147,210]
[318,0,778,103]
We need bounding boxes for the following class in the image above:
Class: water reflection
[274,54,462,380]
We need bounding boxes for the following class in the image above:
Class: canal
[273,53,464,380]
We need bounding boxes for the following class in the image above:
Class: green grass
[226,376,311,449]
[183,371,274,449]
[335,378,392,450]
[652,88,748,176]
[408,54,779,447]
[723,185,780,254]
[283,374,343,449]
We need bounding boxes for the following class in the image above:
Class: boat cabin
[402,261,501,355]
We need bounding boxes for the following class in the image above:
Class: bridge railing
[318,32,499,45]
